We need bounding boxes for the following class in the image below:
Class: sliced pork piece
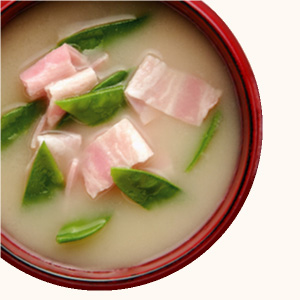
[65,158,80,197]
[36,131,82,173]
[126,97,160,125]
[81,118,153,198]
[90,53,109,71]
[19,44,89,100]
[31,114,47,149]
[45,67,98,127]
[125,55,222,126]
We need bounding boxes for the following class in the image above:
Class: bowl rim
[1,0,262,290]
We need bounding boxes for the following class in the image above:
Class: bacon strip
[125,55,222,126]
[81,119,153,198]
[20,44,89,100]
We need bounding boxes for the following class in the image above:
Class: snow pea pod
[57,15,150,51]
[185,110,222,172]
[1,100,46,149]
[55,85,125,126]
[56,215,111,244]
[111,168,181,210]
[92,70,130,91]
[23,142,64,206]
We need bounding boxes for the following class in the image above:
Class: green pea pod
[57,15,150,51]
[57,26,104,52]
[23,142,64,206]
[55,113,74,129]
[56,215,111,244]
[111,168,181,210]
[100,15,150,47]
[92,70,130,91]
[1,100,46,149]
[55,85,125,126]
[185,110,222,172]
[55,71,130,129]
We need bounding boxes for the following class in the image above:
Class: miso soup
[1,1,241,270]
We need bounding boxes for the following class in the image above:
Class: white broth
[1,1,241,270]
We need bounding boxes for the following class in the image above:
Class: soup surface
[1,1,241,270]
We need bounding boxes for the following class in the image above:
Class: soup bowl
[1,0,262,290]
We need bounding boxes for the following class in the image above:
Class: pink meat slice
[90,52,109,71]
[19,44,89,100]
[45,67,98,127]
[81,118,154,198]
[125,96,160,125]
[65,158,80,197]
[125,55,222,126]
[30,114,47,149]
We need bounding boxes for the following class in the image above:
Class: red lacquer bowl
[1,0,262,290]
